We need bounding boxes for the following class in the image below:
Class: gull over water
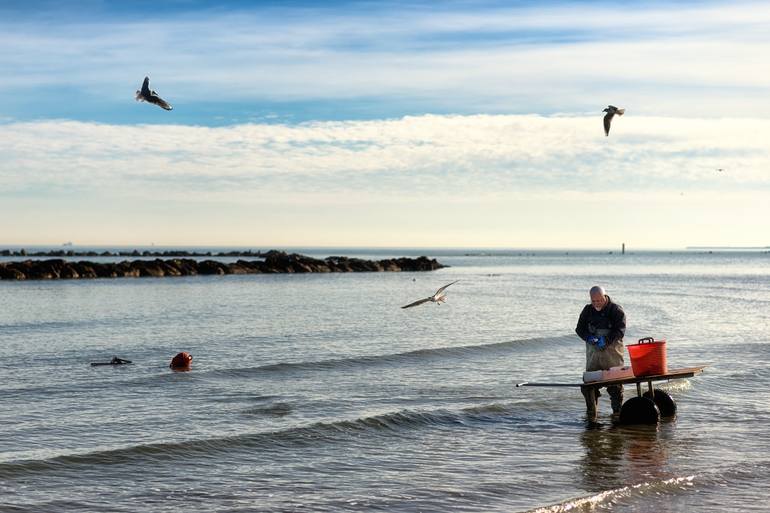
[401,281,459,309]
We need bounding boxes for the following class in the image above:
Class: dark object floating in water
[170,352,192,371]
[135,76,173,111]
[91,356,132,366]
[0,251,446,280]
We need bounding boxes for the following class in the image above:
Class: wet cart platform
[516,366,706,424]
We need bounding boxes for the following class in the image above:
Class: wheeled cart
[516,366,706,424]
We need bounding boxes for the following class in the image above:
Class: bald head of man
[589,286,608,311]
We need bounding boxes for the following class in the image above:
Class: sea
[1,248,769,512]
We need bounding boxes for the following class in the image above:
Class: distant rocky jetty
[0,249,267,258]
[0,250,445,281]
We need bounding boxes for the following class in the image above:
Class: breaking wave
[212,335,572,378]
[0,402,529,479]
[526,476,696,513]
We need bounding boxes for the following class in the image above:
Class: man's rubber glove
[587,335,599,345]
[596,336,607,349]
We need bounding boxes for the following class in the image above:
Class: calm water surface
[1,250,769,512]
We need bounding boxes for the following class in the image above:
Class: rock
[0,264,26,280]
[228,260,261,274]
[59,264,80,279]
[168,258,198,276]
[88,262,117,278]
[388,256,444,271]
[71,262,97,279]
[158,260,182,277]
[135,260,165,277]
[25,259,66,279]
[115,261,141,278]
[198,260,227,275]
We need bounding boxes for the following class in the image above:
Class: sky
[1,0,769,249]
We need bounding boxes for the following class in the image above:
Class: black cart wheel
[619,396,660,425]
[643,389,677,417]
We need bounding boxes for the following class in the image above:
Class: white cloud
[1,114,768,203]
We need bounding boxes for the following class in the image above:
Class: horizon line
[2,243,758,252]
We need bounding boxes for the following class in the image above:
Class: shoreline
[0,250,445,281]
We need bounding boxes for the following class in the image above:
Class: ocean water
[1,249,769,512]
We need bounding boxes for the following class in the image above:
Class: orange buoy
[169,352,193,371]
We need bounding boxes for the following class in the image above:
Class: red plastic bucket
[627,337,667,376]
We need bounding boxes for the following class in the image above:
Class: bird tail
[616,108,625,115]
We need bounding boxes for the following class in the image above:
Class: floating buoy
[170,352,192,371]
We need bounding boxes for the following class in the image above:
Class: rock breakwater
[0,250,445,280]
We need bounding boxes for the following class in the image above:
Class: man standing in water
[575,286,626,421]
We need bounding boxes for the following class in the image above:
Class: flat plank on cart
[516,365,707,388]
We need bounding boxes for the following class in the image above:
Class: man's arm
[608,304,626,344]
[575,305,591,341]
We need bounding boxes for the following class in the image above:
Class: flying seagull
[603,105,625,136]
[401,281,459,309]
[135,76,173,111]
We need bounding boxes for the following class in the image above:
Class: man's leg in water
[607,385,624,414]
[581,385,599,421]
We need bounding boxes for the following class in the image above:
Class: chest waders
[582,328,625,420]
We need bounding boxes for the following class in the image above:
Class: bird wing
[150,96,173,110]
[603,112,613,136]
[434,280,459,295]
[141,77,151,95]
[401,297,432,309]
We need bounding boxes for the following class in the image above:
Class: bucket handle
[637,336,655,344]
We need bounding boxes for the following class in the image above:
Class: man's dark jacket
[575,295,626,345]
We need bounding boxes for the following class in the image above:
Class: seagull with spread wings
[602,105,625,136]
[401,281,459,309]
[135,76,173,111]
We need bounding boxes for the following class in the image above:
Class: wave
[623,284,770,305]
[525,475,696,513]
[242,402,293,416]
[0,335,573,398]
[0,402,528,479]
[211,335,573,379]
[527,458,770,513]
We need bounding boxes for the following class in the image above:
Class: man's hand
[586,335,607,349]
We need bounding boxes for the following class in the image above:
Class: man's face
[590,293,607,311]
